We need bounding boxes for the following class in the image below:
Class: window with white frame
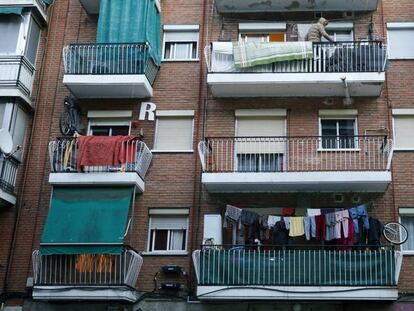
[87,111,131,136]
[387,23,414,59]
[319,110,358,149]
[400,209,414,253]
[0,13,41,66]
[235,109,286,172]
[239,23,286,42]
[163,25,199,61]
[153,111,194,151]
[148,214,188,253]
[0,100,29,160]
[393,109,414,150]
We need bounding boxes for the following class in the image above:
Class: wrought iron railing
[48,137,153,180]
[0,153,19,195]
[193,245,397,287]
[207,41,387,73]
[63,43,159,84]
[198,136,393,173]
[32,248,143,288]
[0,56,35,96]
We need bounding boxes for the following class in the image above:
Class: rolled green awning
[40,187,134,255]
[0,7,23,15]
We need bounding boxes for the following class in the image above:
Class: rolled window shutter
[388,28,414,59]
[164,31,198,42]
[236,117,285,153]
[394,116,414,148]
[155,117,193,150]
[150,216,188,230]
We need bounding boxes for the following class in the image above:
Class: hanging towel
[307,209,321,216]
[349,204,370,234]
[283,217,291,230]
[325,213,337,241]
[233,41,313,69]
[77,135,137,172]
[315,215,326,240]
[267,215,281,228]
[304,216,317,240]
[289,217,305,237]
[224,205,242,225]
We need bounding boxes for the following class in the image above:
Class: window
[387,23,414,59]
[0,15,22,54]
[154,111,194,152]
[163,25,199,61]
[400,210,414,253]
[393,110,414,150]
[239,23,286,42]
[235,110,286,172]
[298,22,353,42]
[320,119,357,149]
[148,215,188,253]
[24,17,41,65]
[87,110,131,136]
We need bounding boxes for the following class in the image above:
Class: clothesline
[224,203,383,247]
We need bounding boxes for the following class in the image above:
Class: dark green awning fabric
[96,0,161,64]
[40,187,133,255]
[0,7,23,15]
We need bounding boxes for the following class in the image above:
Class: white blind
[165,31,199,42]
[388,28,414,59]
[154,117,193,150]
[150,216,188,230]
[394,116,414,149]
[236,117,285,153]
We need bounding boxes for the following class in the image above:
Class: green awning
[96,0,161,64]
[0,7,23,15]
[40,187,134,255]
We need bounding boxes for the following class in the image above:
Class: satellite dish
[0,129,13,154]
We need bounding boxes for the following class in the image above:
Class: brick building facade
[0,0,414,310]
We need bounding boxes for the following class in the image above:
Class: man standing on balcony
[305,18,335,42]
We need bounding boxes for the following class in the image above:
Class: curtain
[96,0,160,64]
[170,230,184,251]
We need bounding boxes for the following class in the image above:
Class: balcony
[63,43,159,98]
[78,0,161,14]
[198,136,393,193]
[207,41,386,98]
[215,0,379,13]
[0,56,35,107]
[0,0,49,24]
[0,153,19,206]
[192,245,401,301]
[48,137,152,193]
[32,248,143,302]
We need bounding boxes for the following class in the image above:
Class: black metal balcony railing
[48,137,153,180]
[207,41,387,74]
[193,245,397,287]
[32,248,143,288]
[63,43,159,84]
[0,56,35,96]
[198,136,393,173]
[0,153,19,195]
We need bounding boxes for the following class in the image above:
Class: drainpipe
[341,77,354,106]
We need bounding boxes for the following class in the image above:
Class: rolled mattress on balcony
[233,41,313,69]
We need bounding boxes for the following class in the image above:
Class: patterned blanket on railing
[233,41,313,69]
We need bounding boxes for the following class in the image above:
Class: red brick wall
[2,0,414,299]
